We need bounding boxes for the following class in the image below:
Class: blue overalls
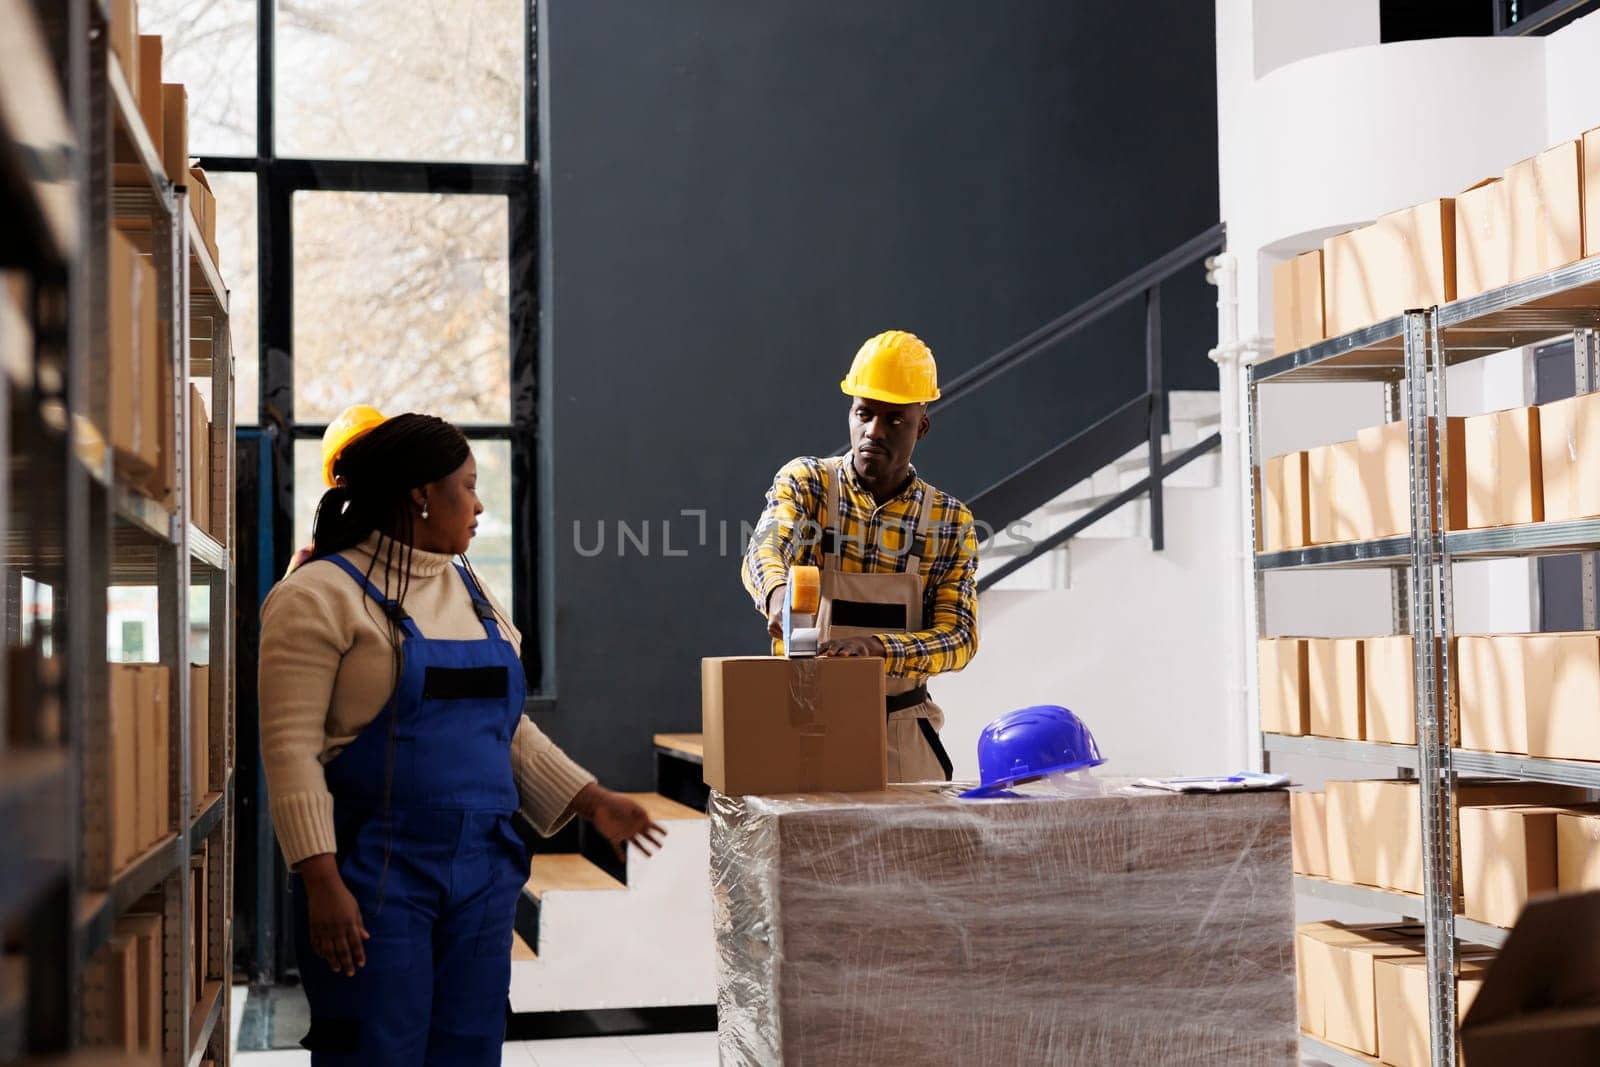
[294,556,531,1066]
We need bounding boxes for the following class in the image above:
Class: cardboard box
[1296,921,1341,1034]
[191,664,210,809]
[137,36,163,157]
[1459,634,1525,754]
[1356,417,1468,536]
[1272,250,1325,355]
[1296,921,1424,1054]
[132,667,157,849]
[1464,406,1543,529]
[1290,790,1329,877]
[160,84,187,184]
[1375,955,1492,1067]
[191,850,208,1002]
[1538,391,1600,523]
[108,231,158,478]
[1456,178,1512,300]
[118,914,162,1053]
[1308,440,1368,543]
[1308,637,1364,740]
[1507,140,1584,284]
[187,168,218,262]
[1586,127,1600,259]
[1261,451,1309,551]
[145,666,169,845]
[1523,632,1600,760]
[701,656,886,794]
[1364,634,1415,746]
[110,0,139,88]
[1391,780,1587,895]
[110,665,140,870]
[1557,811,1600,892]
[1324,779,1392,888]
[1323,200,1456,336]
[1459,805,1562,928]
[103,934,141,1051]
[1460,891,1600,1064]
[1257,637,1308,736]
[190,384,210,534]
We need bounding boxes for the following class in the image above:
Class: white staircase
[983,390,1223,591]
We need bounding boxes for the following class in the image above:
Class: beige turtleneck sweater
[259,533,595,867]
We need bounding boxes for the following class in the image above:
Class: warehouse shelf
[1299,1033,1381,1067]
[113,482,176,543]
[191,790,226,848]
[1452,748,1600,788]
[189,525,227,571]
[107,53,166,200]
[77,833,183,964]
[1294,874,1422,916]
[1435,255,1600,359]
[188,981,224,1067]
[1256,536,1411,572]
[1249,317,1407,385]
[1445,517,1600,560]
[1264,732,1420,769]
[1453,915,1509,950]
[187,212,228,314]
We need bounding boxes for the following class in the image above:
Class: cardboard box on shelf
[1506,140,1584,284]
[1289,790,1329,878]
[191,664,210,810]
[1375,955,1494,1067]
[1523,632,1600,760]
[160,84,187,184]
[109,665,140,871]
[1307,440,1367,543]
[1356,417,1468,536]
[1296,921,1342,1035]
[146,667,169,844]
[702,656,886,794]
[107,231,160,479]
[1459,805,1566,928]
[1539,391,1600,523]
[1272,250,1325,355]
[1459,634,1526,754]
[1460,891,1600,1064]
[1308,637,1364,740]
[117,913,162,1053]
[187,168,218,262]
[1298,922,1424,1055]
[101,934,141,1051]
[1257,637,1309,736]
[110,0,139,88]
[1261,451,1309,551]
[189,384,210,534]
[191,851,208,1002]
[1322,200,1456,337]
[1323,779,1391,888]
[137,36,162,157]
[1586,127,1600,259]
[131,666,157,850]
[1465,406,1543,529]
[1363,634,1415,746]
[1456,178,1512,300]
[1556,811,1600,892]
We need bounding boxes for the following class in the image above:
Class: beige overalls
[815,457,954,783]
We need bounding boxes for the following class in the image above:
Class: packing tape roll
[789,564,821,614]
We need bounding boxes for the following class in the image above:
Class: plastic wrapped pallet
[711,784,1296,1066]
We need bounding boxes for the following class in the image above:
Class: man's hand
[766,585,787,639]
[820,635,886,658]
[574,784,667,861]
[298,853,369,977]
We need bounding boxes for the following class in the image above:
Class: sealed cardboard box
[1459,805,1565,928]
[118,913,162,1053]
[1296,921,1343,1035]
[1375,955,1492,1067]
[1271,250,1325,355]
[161,84,188,184]
[702,656,886,794]
[109,665,140,870]
[101,934,141,1051]
[1587,127,1600,258]
[1261,451,1309,550]
[1538,391,1600,523]
[137,36,163,155]
[1296,922,1423,1054]
[145,666,169,844]
[1356,417,1468,536]
[188,168,218,262]
[1522,632,1600,760]
[1506,140,1584,284]
[1459,634,1526,754]
[1289,790,1329,877]
[191,664,210,809]
[1324,779,1390,887]
[1323,200,1456,337]
[1556,811,1600,891]
[1363,634,1415,746]
[1456,178,1512,300]
[107,232,153,477]
[1464,406,1543,529]
[190,384,210,534]
[1308,638,1364,740]
[191,851,208,1002]
[1257,637,1308,736]
[110,0,139,85]
[1308,440,1367,543]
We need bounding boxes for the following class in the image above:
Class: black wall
[539,1,1219,787]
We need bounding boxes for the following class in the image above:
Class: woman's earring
[420,504,430,521]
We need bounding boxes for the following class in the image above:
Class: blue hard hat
[959,705,1104,799]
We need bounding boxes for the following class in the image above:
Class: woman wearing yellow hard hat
[259,405,663,1063]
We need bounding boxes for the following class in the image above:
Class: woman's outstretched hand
[574,784,667,861]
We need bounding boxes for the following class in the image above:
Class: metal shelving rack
[1,1,236,1063]
[1251,255,1600,1067]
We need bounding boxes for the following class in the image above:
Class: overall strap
[822,457,845,572]
[903,485,936,575]
[324,554,421,639]
[453,563,503,641]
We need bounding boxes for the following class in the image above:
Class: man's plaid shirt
[742,455,980,680]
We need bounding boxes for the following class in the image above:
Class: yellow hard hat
[840,330,941,405]
[321,404,387,488]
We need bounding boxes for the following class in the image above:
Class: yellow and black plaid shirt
[742,456,980,680]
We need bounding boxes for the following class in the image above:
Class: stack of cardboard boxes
[85,908,163,1056]
[1257,634,1421,745]
[1271,127,1600,357]
[108,664,171,871]
[189,385,213,538]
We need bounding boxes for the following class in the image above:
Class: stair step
[653,733,705,762]
[626,791,706,822]
[512,932,537,961]
[526,853,626,898]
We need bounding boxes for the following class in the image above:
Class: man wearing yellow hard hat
[741,330,980,781]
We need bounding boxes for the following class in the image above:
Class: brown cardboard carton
[1459,634,1527,754]
[1296,921,1345,1035]
[1383,779,1586,895]
[1375,955,1493,1067]
[1459,805,1564,928]
[1290,790,1329,877]
[1464,406,1543,529]
[1308,638,1364,740]
[1257,637,1309,736]
[1271,250,1324,355]
[191,852,208,1002]
[1324,779,1390,887]
[118,914,162,1053]
[1556,811,1600,891]
[1538,391,1600,522]
[1456,178,1512,300]
[1357,417,1469,536]
[1363,634,1415,745]
[110,0,139,88]
[1307,444,1337,545]
[1522,631,1600,760]
[1460,891,1600,1064]
[160,84,187,184]
[110,665,140,870]
[108,232,145,475]
[1261,451,1309,551]
[191,664,210,809]
[146,666,169,843]
[188,168,218,261]
[104,934,141,1051]
[137,37,163,157]
[701,656,886,794]
[1307,440,1367,542]
[1316,925,1426,1055]
[132,667,157,849]
[1507,140,1584,284]
[1586,127,1600,259]
[1322,201,1456,337]
[190,384,210,534]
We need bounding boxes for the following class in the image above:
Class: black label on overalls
[830,600,908,629]
[421,666,510,701]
